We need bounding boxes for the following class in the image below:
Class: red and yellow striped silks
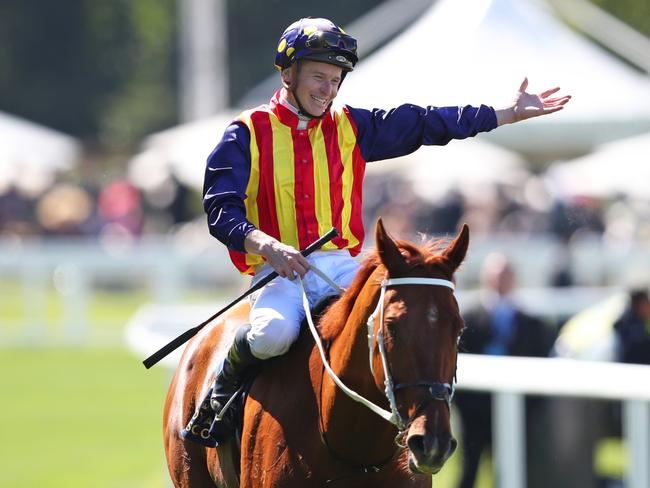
[229,98,366,274]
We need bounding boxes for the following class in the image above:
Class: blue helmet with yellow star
[274,18,358,72]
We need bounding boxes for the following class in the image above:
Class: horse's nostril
[407,434,426,456]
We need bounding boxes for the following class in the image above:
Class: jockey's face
[283,60,343,117]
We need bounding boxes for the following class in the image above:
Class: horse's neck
[327,267,383,385]
[319,267,397,459]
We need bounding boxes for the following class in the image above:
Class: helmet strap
[284,61,335,120]
[292,85,328,120]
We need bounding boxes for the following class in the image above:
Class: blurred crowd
[358,173,650,488]
[363,172,650,250]
[453,250,650,488]
[0,174,197,242]
[3,167,650,257]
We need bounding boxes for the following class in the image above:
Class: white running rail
[457,354,650,488]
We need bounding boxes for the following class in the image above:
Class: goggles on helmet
[305,31,358,54]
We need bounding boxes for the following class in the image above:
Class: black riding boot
[209,324,261,439]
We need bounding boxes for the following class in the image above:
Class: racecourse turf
[0,346,493,488]
[0,347,169,488]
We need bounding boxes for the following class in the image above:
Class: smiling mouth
[310,95,327,106]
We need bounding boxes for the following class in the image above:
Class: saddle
[181,294,339,475]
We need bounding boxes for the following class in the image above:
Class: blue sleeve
[347,104,498,162]
[203,122,257,252]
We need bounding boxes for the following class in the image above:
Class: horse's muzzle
[406,431,457,475]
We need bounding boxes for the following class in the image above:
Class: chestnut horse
[163,219,469,487]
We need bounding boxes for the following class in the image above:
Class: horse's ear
[442,223,470,272]
[375,218,407,273]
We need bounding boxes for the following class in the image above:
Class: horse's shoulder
[242,312,326,427]
[240,332,322,477]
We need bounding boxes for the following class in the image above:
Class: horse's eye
[385,320,398,339]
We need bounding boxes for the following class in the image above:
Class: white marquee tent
[0,111,81,193]
[365,138,528,201]
[339,0,650,159]
[130,0,650,190]
[544,131,650,199]
[129,112,527,193]
[128,111,238,191]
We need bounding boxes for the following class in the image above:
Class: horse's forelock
[319,237,453,341]
[395,237,456,276]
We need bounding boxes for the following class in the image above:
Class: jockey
[203,17,570,440]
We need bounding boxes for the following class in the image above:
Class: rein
[298,273,456,436]
[315,342,398,483]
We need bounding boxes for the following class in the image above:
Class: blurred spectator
[97,179,143,238]
[455,252,553,488]
[414,189,465,236]
[549,238,575,288]
[363,175,429,239]
[550,196,605,241]
[0,184,39,238]
[613,288,650,365]
[545,288,634,488]
[457,185,501,238]
[35,183,94,236]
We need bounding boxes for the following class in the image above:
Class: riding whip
[142,227,339,369]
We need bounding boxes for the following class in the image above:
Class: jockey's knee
[247,316,301,360]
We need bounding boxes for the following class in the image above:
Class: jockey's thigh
[248,276,304,360]
[247,251,359,360]
[302,250,359,301]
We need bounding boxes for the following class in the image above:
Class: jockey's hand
[244,229,310,280]
[496,77,571,125]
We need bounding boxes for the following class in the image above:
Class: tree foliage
[591,0,650,37]
[226,0,383,103]
[0,0,177,150]
[0,0,646,151]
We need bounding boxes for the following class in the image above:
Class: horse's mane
[319,236,452,341]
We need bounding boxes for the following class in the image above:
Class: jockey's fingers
[284,258,308,279]
[540,86,560,98]
[278,260,302,281]
[285,251,309,268]
[543,95,571,105]
[293,262,309,279]
[268,256,293,279]
[296,254,311,269]
[280,265,297,280]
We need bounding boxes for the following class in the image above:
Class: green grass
[0,348,169,488]
[0,346,492,488]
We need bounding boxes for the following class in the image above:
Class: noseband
[300,274,457,437]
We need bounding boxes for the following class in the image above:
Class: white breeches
[246,251,360,360]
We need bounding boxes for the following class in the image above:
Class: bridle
[299,273,457,439]
[366,277,456,434]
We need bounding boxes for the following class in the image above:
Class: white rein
[297,269,455,431]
